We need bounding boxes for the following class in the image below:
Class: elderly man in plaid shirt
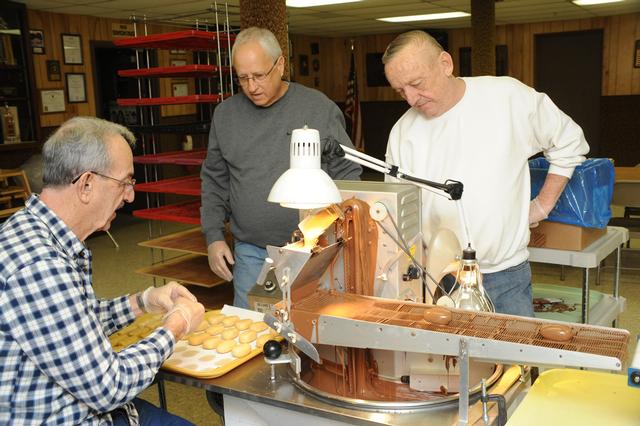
[0,117,204,425]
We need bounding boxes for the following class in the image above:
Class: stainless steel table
[528,226,629,324]
[157,356,521,425]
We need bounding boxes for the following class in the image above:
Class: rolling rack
[114,4,237,297]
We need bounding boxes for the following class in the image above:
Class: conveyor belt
[290,291,628,362]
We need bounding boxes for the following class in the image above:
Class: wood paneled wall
[26,10,196,129]
[25,9,639,131]
[291,12,640,102]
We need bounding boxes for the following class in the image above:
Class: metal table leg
[582,268,590,324]
[614,244,621,327]
[458,339,469,425]
[157,378,167,410]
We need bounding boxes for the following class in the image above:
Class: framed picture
[41,89,66,113]
[61,33,83,65]
[299,54,309,76]
[66,73,86,103]
[172,82,189,97]
[46,59,61,81]
[30,30,45,55]
[635,40,640,68]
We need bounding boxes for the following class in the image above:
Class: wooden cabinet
[0,0,40,159]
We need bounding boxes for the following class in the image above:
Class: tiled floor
[88,215,640,426]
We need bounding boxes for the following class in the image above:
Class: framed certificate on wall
[61,33,83,65]
[66,73,86,103]
[41,89,65,113]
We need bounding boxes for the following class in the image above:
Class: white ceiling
[15,0,640,36]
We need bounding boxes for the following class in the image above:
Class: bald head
[382,30,444,66]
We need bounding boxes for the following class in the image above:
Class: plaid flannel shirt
[0,195,174,424]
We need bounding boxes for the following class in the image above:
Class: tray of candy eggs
[162,305,280,379]
[109,305,280,378]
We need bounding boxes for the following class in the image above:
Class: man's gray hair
[42,116,135,187]
[382,30,444,64]
[231,27,282,63]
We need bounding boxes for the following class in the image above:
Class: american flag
[344,47,364,151]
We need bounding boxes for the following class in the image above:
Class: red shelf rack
[113,30,235,50]
[118,64,231,78]
[134,149,207,166]
[133,200,201,225]
[134,176,201,196]
[117,94,224,106]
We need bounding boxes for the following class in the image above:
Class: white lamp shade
[268,167,342,208]
[268,126,342,209]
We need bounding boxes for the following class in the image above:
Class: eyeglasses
[234,58,280,86]
[71,171,136,191]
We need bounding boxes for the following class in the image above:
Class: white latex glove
[528,197,549,228]
[141,281,197,314]
[207,240,234,282]
[162,296,205,339]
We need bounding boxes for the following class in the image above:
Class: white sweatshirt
[385,76,589,273]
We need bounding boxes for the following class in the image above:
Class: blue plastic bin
[529,158,614,229]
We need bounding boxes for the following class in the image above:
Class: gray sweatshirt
[200,82,362,248]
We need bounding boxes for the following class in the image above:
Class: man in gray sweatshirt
[201,27,361,309]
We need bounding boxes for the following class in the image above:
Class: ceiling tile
[15,0,640,36]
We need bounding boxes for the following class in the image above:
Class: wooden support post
[239,0,289,80]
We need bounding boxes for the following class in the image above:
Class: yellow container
[508,369,640,425]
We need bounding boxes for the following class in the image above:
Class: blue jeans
[233,239,268,309]
[482,260,534,317]
[111,398,194,425]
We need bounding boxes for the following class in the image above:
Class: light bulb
[451,246,494,312]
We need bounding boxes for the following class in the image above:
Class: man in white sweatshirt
[383,30,589,316]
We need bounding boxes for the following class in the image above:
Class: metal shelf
[113,30,235,50]
[118,64,231,78]
[117,94,224,106]
[134,175,201,196]
[133,200,201,224]
[128,121,210,135]
[133,149,206,166]
[138,227,208,255]
[136,254,226,288]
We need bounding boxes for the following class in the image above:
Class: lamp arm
[339,143,464,200]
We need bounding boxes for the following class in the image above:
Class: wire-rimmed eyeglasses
[234,57,280,86]
[71,171,136,190]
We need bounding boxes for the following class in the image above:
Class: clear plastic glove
[207,240,234,282]
[528,197,549,228]
[141,281,197,314]
[162,296,205,339]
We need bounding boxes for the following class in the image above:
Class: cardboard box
[529,221,606,251]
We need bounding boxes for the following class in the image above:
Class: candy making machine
[256,181,629,425]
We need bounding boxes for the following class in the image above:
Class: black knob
[631,371,640,385]
[263,340,282,360]
[264,280,276,292]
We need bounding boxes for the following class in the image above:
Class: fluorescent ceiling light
[286,0,362,7]
[572,0,624,5]
[378,12,470,23]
